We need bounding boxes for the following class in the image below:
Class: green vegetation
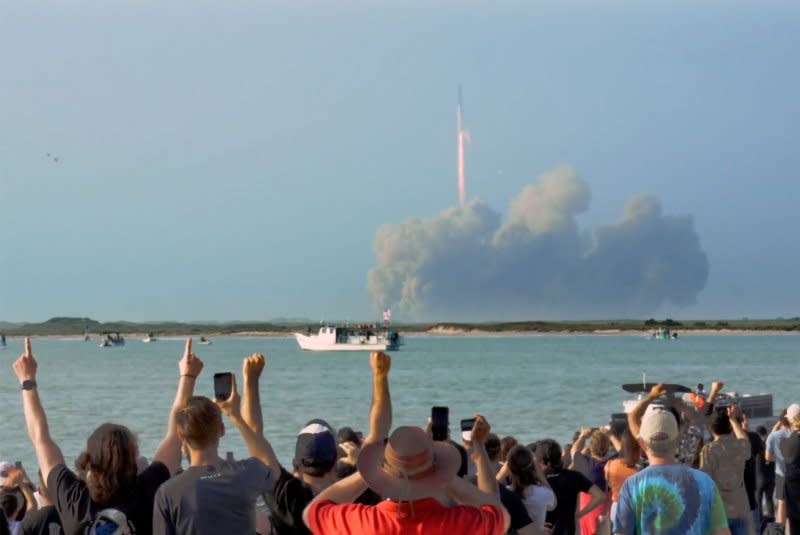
[0,316,798,336]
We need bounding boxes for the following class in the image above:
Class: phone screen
[213,373,234,401]
[460,418,476,442]
[431,406,449,441]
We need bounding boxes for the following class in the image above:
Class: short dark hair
[711,411,732,436]
[535,439,562,468]
[0,489,18,518]
[485,434,501,462]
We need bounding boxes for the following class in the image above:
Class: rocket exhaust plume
[457,85,468,208]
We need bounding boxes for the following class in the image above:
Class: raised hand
[215,374,242,419]
[243,353,265,381]
[648,383,667,399]
[471,414,491,444]
[179,338,204,378]
[370,351,391,377]
[13,337,37,382]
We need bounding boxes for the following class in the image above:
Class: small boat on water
[295,324,400,352]
[143,333,157,343]
[100,332,125,347]
[198,337,212,345]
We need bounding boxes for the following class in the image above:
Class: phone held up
[431,406,449,441]
[460,418,477,443]
[213,372,234,401]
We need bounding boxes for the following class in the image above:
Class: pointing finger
[24,337,31,357]
[184,337,192,357]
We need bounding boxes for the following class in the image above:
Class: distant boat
[100,332,125,347]
[295,324,400,352]
[143,333,157,343]
[198,337,212,345]
[0,333,6,348]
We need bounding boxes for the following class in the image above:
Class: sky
[1,0,799,322]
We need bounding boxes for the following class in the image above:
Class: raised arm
[569,428,592,468]
[216,373,282,482]
[13,338,65,484]
[241,353,265,435]
[366,351,392,445]
[728,406,749,444]
[628,383,666,438]
[153,337,203,473]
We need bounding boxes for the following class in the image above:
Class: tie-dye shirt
[612,463,728,535]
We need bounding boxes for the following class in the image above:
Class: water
[0,334,797,473]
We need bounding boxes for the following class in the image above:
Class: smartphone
[460,418,476,442]
[226,451,234,463]
[14,461,22,470]
[213,372,234,401]
[431,406,449,441]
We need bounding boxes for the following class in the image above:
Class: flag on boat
[382,309,392,323]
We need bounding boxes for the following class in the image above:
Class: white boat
[295,325,400,352]
[198,337,212,345]
[143,333,156,343]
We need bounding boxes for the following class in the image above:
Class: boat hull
[295,333,392,352]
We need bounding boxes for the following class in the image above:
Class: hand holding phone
[214,372,234,401]
[431,406,449,441]
[460,418,476,442]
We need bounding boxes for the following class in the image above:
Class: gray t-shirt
[153,458,275,535]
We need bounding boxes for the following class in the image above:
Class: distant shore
[11,328,800,341]
[1,315,798,338]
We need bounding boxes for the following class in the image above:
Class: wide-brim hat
[357,426,461,501]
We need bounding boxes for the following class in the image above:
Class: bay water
[0,334,797,473]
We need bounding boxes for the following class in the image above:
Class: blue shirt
[766,428,791,477]
[613,463,728,535]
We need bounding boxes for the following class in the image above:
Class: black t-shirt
[264,468,315,535]
[20,505,63,535]
[467,475,533,534]
[499,485,534,534]
[48,462,170,535]
[781,432,800,519]
[544,467,593,535]
[744,430,765,511]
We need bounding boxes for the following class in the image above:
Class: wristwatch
[20,379,37,391]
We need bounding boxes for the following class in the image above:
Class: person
[535,439,605,535]
[756,425,776,528]
[766,405,796,528]
[13,337,202,535]
[570,428,611,535]
[699,406,751,535]
[604,429,641,524]
[265,351,393,535]
[504,444,556,533]
[480,435,537,535]
[0,463,38,533]
[152,353,278,535]
[780,403,800,535]
[302,414,510,535]
[613,408,730,535]
[736,412,765,535]
[19,470,62,535]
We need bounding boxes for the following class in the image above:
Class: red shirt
[306,497,505,535]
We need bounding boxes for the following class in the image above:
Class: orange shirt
[306,498,505,535]
[604,459,637,502]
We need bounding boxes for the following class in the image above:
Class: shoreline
[11,328,800,341]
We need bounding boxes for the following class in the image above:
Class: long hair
[507,445,544,495]
[75,423,138,506]
[618,429,641,468]
[589,429,611,459]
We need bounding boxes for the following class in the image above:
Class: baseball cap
[294,420,337,474]
[639,409,678,458]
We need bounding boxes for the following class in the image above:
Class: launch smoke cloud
[366,166,709,320]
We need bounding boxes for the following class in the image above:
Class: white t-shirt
[516,484,557,531]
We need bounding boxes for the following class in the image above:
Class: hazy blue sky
[2,0,799,322]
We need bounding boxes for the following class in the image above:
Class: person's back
[155,458,271,535]
[615,463,727,535]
